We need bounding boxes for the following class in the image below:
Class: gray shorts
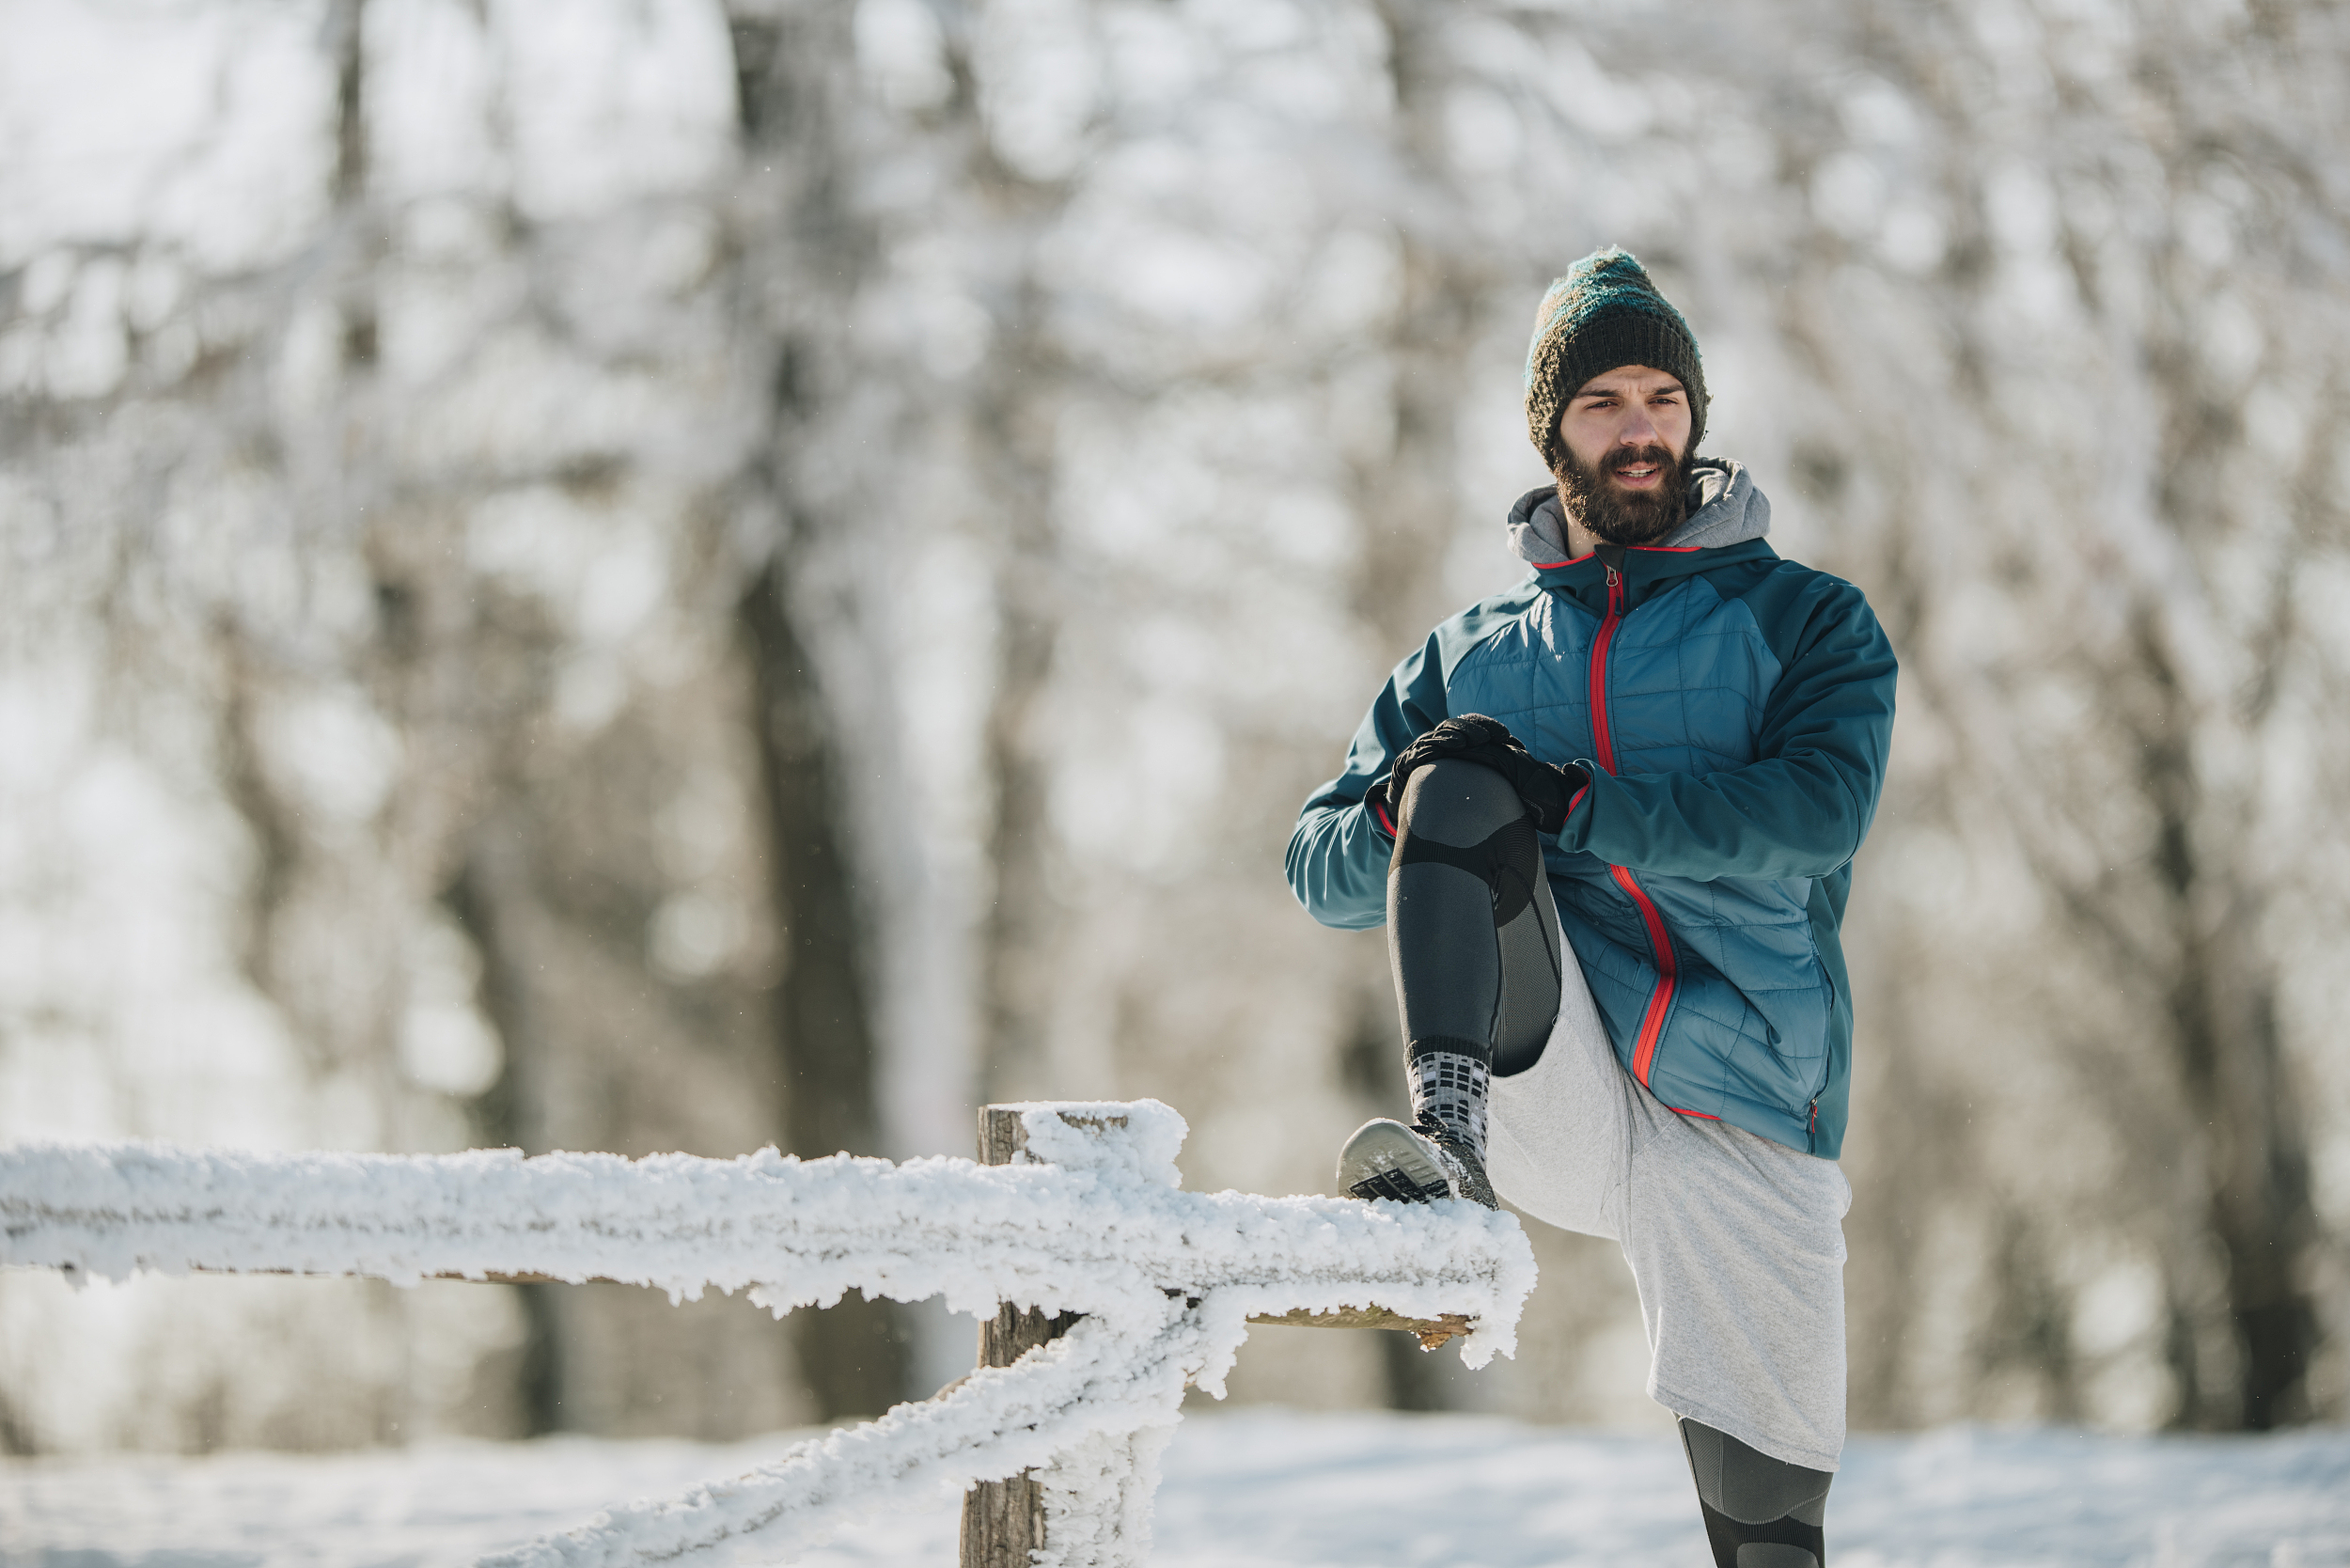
[1486,941,1852,1471]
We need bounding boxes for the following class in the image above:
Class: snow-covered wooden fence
[0,1100,1534,1568]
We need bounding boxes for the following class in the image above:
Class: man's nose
[1619,403,1658,445]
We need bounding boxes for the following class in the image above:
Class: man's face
[1554,365,1694,546]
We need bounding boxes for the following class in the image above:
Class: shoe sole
[1337,1119,1454,1204]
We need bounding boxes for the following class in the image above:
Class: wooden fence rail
[1,1100,1534,1568]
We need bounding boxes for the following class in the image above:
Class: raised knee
[1398,757,1528,839]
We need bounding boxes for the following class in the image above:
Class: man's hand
[1369,714,1590,836]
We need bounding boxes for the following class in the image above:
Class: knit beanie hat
[1523,248,1708,471]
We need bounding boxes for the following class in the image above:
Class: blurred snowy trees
[2,0,2345,1451]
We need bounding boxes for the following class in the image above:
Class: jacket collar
[1527,536,1779,604]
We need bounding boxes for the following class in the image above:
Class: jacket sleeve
[1284,635,1451,929]
[1557,575,1897,882]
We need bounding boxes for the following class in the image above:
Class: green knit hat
[1523,248,1707,471]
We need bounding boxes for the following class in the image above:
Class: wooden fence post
[960,1105,1085,1568]
[950,1099,1479,1568]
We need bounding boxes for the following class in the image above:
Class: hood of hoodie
[1507,457,1772,566]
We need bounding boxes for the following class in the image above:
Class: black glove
[1369,714,1590,836]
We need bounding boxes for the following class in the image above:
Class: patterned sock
[1406,1040,1491,1163]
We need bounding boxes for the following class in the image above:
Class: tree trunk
[726,1,915,1423]
[742,562,910,1419]
[446,831,568,1435]
[2135,613,2318,1428]
[1351,0,1490,657]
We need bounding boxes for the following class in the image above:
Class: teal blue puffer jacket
[1287,466,1897,1159]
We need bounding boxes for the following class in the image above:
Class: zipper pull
[1605,565,1620,588]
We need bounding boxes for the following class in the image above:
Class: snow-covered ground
[7,1408,2347,1568]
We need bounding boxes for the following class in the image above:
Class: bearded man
[1286,248,1897,1568]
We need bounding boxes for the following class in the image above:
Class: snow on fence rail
[0,1099,1534,1568]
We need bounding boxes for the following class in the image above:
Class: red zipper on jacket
[1590,560,1678,1088]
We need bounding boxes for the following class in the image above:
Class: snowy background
[3,0,2349,1542]
[10,1413,2350,1566]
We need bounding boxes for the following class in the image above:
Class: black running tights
[1386,759,1563,1079]
[1680,1418,1835,1566]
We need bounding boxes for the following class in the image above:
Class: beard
[1555,441,1692,547]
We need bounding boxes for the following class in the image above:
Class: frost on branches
[0,1100,1535,1567]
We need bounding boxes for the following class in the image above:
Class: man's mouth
[1610,460,1662,488]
